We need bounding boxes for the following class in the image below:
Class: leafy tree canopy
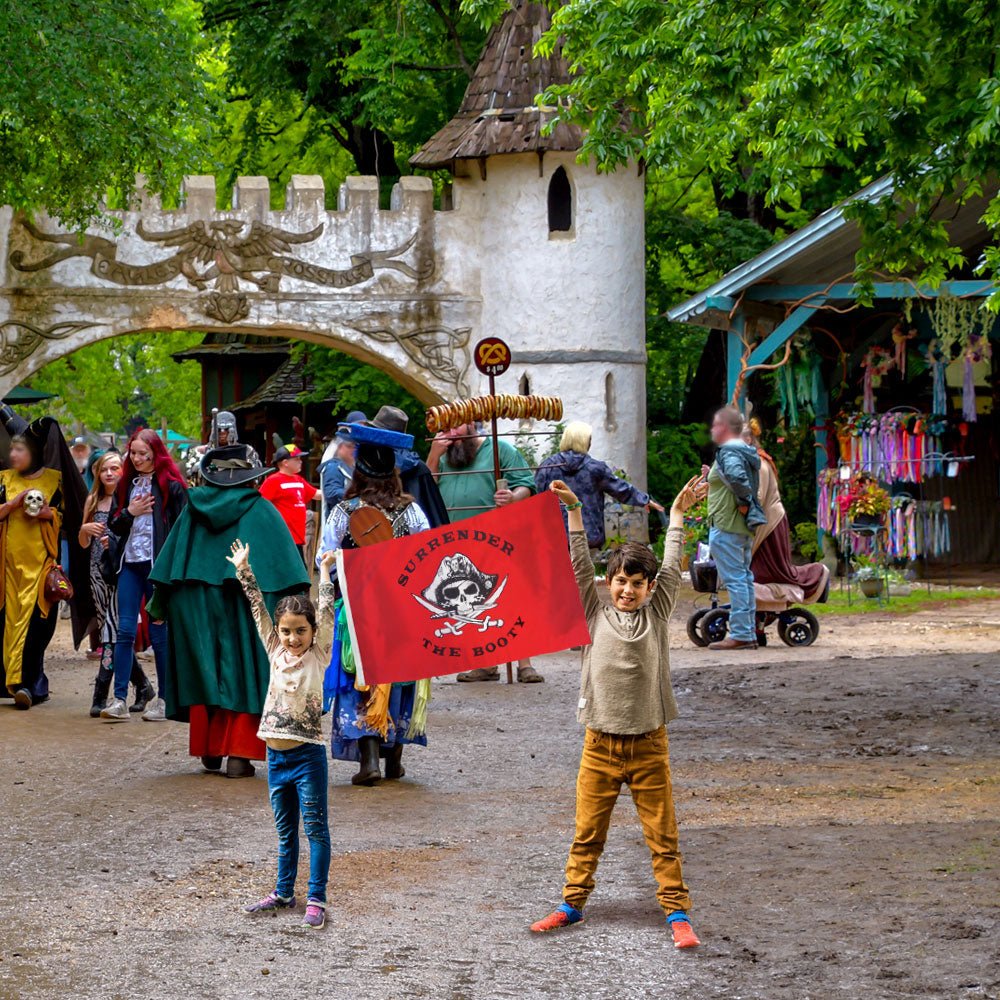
[476,0,1000,283]
[0,0,213,227]
[203,0,485,178]
[21,333,204,439]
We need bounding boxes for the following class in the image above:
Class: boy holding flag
[531,474,708,949]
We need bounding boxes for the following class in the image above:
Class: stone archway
[0,174,477,406]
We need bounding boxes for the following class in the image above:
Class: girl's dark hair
[344,468,414,511]
[606,542,659,583]
[274,594,317,631]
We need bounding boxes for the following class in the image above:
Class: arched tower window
[605,372,617,432]
[548,166,573,233]
[518,373,531,395]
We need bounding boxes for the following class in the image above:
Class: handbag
[44,564,75,604]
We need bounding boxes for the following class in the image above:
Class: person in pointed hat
[148,444,310,778]
[0,405,94,708]
[319,422,432,786]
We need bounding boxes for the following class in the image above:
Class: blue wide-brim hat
[341,422,413,451]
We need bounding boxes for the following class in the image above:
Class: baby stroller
[685,559,830,648]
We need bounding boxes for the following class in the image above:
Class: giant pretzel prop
[426,394,563,434]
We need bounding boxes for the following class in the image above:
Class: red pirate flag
[338,492,591,685]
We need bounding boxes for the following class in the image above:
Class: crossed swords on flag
[412,577,509,638]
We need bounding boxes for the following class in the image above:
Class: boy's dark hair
[606,543,658,583]
[274,594,317,631]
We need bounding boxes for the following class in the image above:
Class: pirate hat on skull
[200,444,269,487]
[422,554,498,611]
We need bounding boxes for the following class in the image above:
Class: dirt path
[1,602,998,1000]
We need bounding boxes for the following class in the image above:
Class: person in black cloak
[0,405,95,706]
[149,444,310,778]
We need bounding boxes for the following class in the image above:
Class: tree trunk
[345,125,399,180]
[712,179,780,233]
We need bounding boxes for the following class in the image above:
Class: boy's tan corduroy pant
[562,726,691,915]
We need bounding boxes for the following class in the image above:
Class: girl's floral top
[236,564,334,747]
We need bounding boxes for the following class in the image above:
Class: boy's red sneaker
[671,920,701,949]
[530,904,584,933]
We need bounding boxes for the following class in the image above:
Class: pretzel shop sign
[338,492,590,685]
[474,336,512,377]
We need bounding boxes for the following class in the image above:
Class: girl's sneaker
[141,697,167,721]
[303,900,326,929]
[100,698,130,722]
[530,903,584,933]
[244,892,296,914]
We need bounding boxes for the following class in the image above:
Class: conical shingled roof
[410,0,582,170]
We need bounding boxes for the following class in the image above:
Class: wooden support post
[726,313,746,404]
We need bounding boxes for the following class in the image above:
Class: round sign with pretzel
[474,337,512,377]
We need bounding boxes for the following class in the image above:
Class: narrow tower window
[518,373,531,395]
[548,166,572,233]
[605,372,617,431]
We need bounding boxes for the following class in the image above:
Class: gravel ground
[1,602,998,1000]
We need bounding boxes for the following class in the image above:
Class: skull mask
[22,489,45,517]
[441,579,485,618]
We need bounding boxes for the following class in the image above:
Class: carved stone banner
[0,321,98,377]
[11,217,434,323]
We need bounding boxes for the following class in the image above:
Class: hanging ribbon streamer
[924,340,948,417]
[961,332,991,423]
[860,346,893,415]
[891,322,917,376]
[785,364,799,428]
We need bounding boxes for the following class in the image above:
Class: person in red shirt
[259,446,322,564]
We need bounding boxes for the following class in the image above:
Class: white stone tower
[411,0,647,486]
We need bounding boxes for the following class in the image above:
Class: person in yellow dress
[0,410,66,709]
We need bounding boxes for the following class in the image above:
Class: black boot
[352,737,382,786]
[129,661,155,714]
[384,743,405,781]
[90,668,112,718]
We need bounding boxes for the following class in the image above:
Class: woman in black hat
[0,408,72,708]
[321,426,431,786]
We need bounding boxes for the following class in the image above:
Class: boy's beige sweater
[571,528,682,735]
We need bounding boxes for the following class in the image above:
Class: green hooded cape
[149,484,310,721]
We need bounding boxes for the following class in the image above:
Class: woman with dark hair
[320,425,431,786]
[102,428,187,722]
[0,410,66,708]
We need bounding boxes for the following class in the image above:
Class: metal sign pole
[475,340,513,684]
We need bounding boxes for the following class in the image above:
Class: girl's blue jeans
[268,742,331,903]
[708,527,756,641]
[113,561,168,701]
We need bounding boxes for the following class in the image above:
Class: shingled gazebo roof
[410,0,582,171]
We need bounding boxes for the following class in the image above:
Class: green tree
[291,344,428,451]
[203,0,485,179]
[0,0,212,226]
[20,332,204,439]
[645,169,775,422]
[516,0,1000,282]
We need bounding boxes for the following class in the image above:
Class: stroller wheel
[701,608,730,645]
[777,608,820,647]
[686,609,710,647]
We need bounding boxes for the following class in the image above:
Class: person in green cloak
[150,444,310,778]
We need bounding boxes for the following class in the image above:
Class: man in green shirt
[428,422,542,683]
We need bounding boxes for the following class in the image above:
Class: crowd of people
[1,396,806,944]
